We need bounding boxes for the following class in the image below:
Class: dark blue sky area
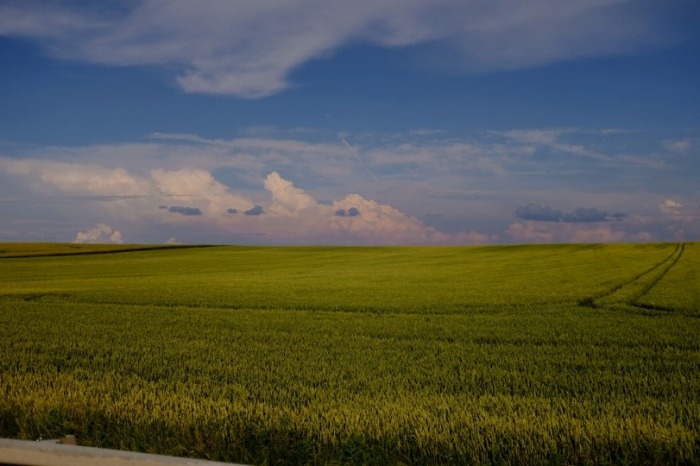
[2,36,698,146]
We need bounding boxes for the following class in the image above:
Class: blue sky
[0,0,698,245]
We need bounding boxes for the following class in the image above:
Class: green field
[0,242,698,465]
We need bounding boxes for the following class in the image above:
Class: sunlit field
[1,243,698,465]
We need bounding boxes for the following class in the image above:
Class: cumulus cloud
[53,161,490,244]
[0,157,259,222]
[253,173,493,244]
[2,130,694,244]
[0,0,685,97]
[74,223,124,244]
[264,171,317,215]
[325,192,496,245]
[151,168,254,217]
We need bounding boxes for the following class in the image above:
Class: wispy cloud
[0,1,687,97]
[664,138,693,155]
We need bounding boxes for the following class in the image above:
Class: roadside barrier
[0,437,248,466]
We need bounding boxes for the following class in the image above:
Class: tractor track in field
[579,243,685,311]
[629,243,685,308]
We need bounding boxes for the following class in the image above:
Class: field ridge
[0,244,216,259]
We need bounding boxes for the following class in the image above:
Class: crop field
[0,242,698,465]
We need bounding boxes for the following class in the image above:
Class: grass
[0,242,698,465]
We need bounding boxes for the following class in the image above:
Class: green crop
[0,242,698,465]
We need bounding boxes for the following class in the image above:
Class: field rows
[0,242,698,465]
[1,243,687,313]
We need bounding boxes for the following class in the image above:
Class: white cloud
[0,152,493,244]
[330,193,496,245]
[0,158,151,196]
[151,168,254,217]
[74,223,124,244]
[257,173,495,244]
[264,172,318,216]
[659,199,682,215]
[1,129,697,244]
[0,0,684,97]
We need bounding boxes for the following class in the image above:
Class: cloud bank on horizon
[0,0,690,98]
[0,157,493,245]
[0,129,698,244]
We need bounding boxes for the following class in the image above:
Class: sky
[0,0,698,245]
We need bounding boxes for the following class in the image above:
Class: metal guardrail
[0,437,248,466]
